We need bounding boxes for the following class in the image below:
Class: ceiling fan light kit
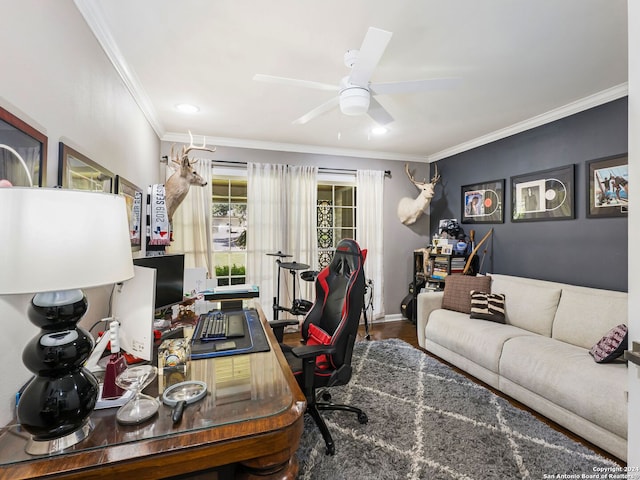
[340,87,370,115]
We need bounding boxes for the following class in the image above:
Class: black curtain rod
[164,157,390,176]
[161,156,391,176]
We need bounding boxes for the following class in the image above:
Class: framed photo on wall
[58,142,113,192]
[0,105,48,186]
[586,154,628,218]
[115,175,143,251]
[461,179,504,224]
[511,164,574,222]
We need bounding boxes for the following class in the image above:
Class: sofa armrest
[416,291,444,348]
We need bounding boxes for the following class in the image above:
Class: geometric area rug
[295,339,621,480]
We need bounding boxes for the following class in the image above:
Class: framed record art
[511,164,574,222]
[461,179,504,224]
[586,154,628,218]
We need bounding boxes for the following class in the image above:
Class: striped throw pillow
[469,290,506,323]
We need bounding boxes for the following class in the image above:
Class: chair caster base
[326,442,335,455]
[358,412,368,424]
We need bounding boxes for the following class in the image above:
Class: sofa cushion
[552,286,628,349]
[470,291,506,323]
[441,275,491,314]
[589,324,628,363]
[499,335,627,439]
[489,274,561,337]
[425,309,535,373]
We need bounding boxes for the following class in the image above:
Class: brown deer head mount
[397,163,440,225]
[165,131,216,223]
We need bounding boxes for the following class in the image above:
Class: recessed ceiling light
[371,126,388,135]
[175,103,200,114]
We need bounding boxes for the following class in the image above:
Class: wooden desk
[0,304,306,480]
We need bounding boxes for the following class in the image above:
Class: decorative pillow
[469,291,506,323]
[441,275,491,314]
[306,323,333,370]
[589,324,628,363]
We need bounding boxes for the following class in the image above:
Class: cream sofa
[416,273,628,461]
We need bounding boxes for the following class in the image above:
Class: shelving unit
[426,253,468,287]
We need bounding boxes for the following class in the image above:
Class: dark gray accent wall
[429,98,628,292]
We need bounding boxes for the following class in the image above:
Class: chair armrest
[291,344,338,400]
[416,291,444,349]
[291,344,337,359]
[268,319,299,343]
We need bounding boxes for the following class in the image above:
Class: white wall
[627,0,639,468]
[0,0,160,425]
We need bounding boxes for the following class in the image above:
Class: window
[211,176,247,286]
[317,183,357,268]
[210,173,357,282]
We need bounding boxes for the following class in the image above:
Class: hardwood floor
[284,319,625,466]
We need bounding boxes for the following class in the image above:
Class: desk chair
[272,239,368,455]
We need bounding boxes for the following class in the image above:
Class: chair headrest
[329,239,365,276]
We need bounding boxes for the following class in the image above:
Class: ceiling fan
[253,27,460,126]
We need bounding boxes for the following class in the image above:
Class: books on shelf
[431,256,449,279]
[450,257,466,274]
[428,253,468,280]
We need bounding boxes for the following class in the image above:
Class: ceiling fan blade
[348,27,393,88]
[253,74,338,91]
[370,77,462,96]
[292,96,340,125]
[367,97,394,125]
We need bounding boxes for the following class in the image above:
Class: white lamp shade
[0,188,134,294]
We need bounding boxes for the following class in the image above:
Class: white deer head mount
[397,163,440,225]
[165,131,216,223]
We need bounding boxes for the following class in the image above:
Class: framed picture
[58,142,113,192]
[115,175,143,251]
[461,179,504,224]
[511,164,575,222]
[586,154,628,218]
[0,105,48,186]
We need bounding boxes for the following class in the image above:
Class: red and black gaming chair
[277,238,368,455]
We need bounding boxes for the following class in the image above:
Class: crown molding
[427,83,629,162]
[72,1,628,164]
[161,132,428,162]
[74,0,165,139]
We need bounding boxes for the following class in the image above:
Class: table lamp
[0,188,134,454]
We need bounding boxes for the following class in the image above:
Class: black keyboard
[198,311,245,341]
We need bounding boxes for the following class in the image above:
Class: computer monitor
[133,254,185,311]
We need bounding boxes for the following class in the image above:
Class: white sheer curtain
[288,165,318,305]
[357,169,385,319]
[166,159,213,275]
[246,163,288,321]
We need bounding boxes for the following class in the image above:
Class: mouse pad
[190,309,271,359]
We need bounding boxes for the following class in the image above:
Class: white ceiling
[75,0,628,163]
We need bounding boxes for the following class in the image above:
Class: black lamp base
[18,290,99,454]
[24,419,93,455]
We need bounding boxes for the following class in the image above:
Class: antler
[183,130,216,157]
[404,163,426,187]
[431,163,441,184]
